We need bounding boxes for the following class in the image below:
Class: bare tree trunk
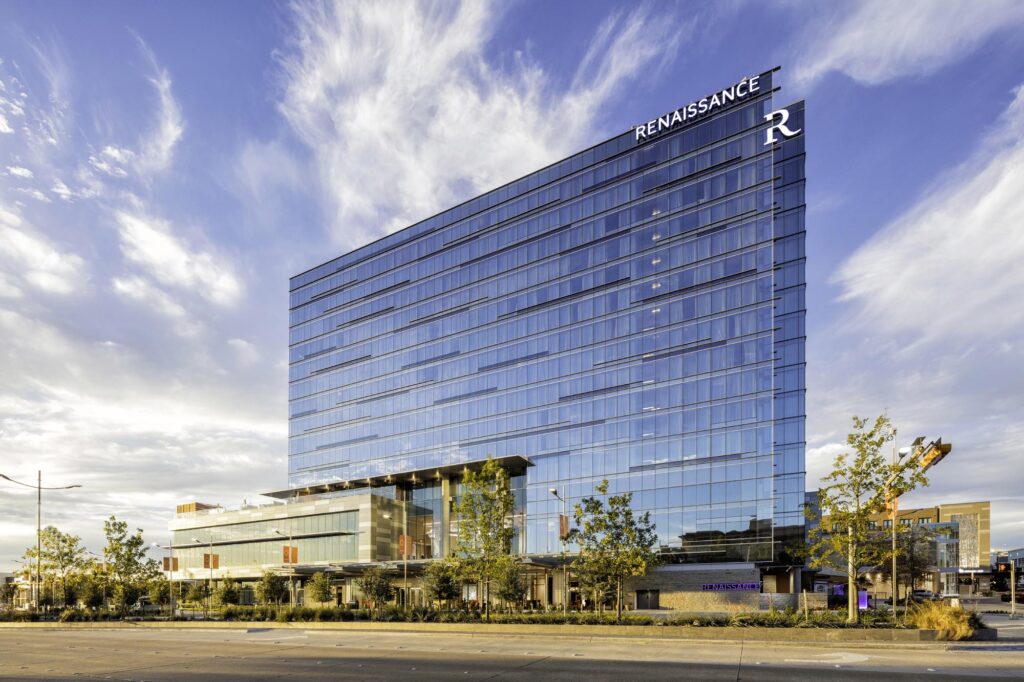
[616,578,623,621]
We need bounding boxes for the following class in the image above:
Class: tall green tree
[494,560,527,612]
[806,415,928,623]
[355,566,394,617]
[422,558,461,610]
[306,572,334,604]
[102,516,160,614]
[569,480,660,620]
[148,578,171,612]
[22,526,88,608]
[255,571,287,606]
[453,456,515,621]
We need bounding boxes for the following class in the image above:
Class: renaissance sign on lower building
[702,583,760,591]
[634,75,761,142]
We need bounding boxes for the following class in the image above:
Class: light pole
[191,535,213,619]
[86,551,107,608]
[883,435,952,610]
[273,528,295,606]
[0,471,82,611]
[550,486,567,614]
[153,541,175,617]
[883,428,904,605]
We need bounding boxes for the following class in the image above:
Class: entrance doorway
[636,589,660,610]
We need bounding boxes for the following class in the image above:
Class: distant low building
[813,499,991,598]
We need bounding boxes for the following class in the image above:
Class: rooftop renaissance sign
[634,76,761,143]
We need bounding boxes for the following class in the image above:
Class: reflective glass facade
[288,68,806,564]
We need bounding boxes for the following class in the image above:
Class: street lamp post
[0,471,82,611]
[550,486,567,615]
[191,535,213,619]
[883,434,952,610]
[273,528,294,606]
[153,541,175,617]
[86,551,107,608]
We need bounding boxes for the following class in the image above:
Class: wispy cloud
[277,0,688,248]
[834,84,1024,343]
[0,203,86,296]
[808,83,1024,540]
[114,208,242,306]
[133,35,184,177]
[112,274,202,338]
[5,166,33,178]
[792,0,1024,89]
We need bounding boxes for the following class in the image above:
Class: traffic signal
[918,439,952,470]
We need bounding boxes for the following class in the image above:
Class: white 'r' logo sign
[764,109,802,145]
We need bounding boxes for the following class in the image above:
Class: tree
[575,552,616,613]
[422,558,461,610]
[22,526,88,608]
[186,581,210,604]
[148,578,171,612]
[453,456,515,621]
[356,566,394,616]
[307,572,334,605]
[255,571,287,606]
[806,415,928,623]
[569,479,660,620]
[77,579,104,610]
[0,582,16,610]
[214,577,241,606]
[102,516,159,615]
[494,559,527,612]
[878,525,938,606]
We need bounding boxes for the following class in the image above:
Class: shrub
[907,601,976,640]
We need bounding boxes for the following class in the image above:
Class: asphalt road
[0,628,1022,681]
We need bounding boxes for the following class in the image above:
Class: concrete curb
[0,620,969,643]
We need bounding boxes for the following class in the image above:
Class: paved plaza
[0,627,1023,681]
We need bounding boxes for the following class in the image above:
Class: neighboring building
[817,500,992,598]
[173,67,807,609]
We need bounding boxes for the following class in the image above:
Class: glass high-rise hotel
[284,67,806,576]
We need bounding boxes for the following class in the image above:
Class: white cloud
[227,338,261,367]
[793,0,1024,89]
[88,153,129,178]
[278,0,687,248]
[14,187,51,203]
[0,112,12,134]
[114,209,242,306]
[111,275,202,337]
[0,204,86,295]
[0,309,285,562]
[5,165,32,178]
[50,179,73,201]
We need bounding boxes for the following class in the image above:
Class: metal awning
[262,454,532,499]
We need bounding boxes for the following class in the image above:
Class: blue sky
[1,0,1023,566]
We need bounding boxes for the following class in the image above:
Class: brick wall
[626,566,761,612]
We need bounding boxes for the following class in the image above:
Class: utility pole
[0,471,81,611]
